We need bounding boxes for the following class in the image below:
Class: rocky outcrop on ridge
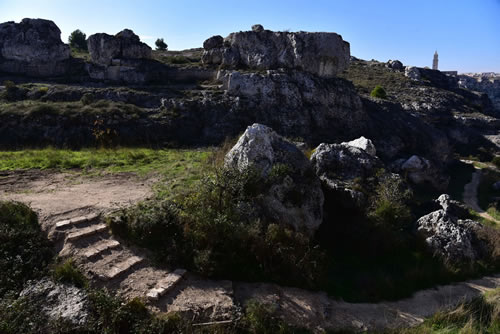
[0,18,82,77]
[416,194,486,265]
[202,25,350,78]
[87,29,152,66]
[225,123,324,233]
[459,75,500,111]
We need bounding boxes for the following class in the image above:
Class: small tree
[155,38,168,51]
[68,29,87,51]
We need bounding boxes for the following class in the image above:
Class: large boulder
[0,18,79,77]
[87,29,151,66]
[416,194,485,265]
[19,278,89,326]
[202,26,350,78]
[310,139,384,208]
[225,123,324,233]
[0,18,70,62]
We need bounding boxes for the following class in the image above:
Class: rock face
[459,75,500,111]
[202,26,350,78]
[310,139,384,208]
[396,155,449,191]
[343,136,377,156]
[86,29,156,83]
[0,18,78,77]
[416,194,485,265]
[225,123,324,233]
[386,60,403,71]
[19,278,89,326]
[87,29,151,66]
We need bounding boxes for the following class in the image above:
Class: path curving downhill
[1,169,500,332]
[462,162,500,224]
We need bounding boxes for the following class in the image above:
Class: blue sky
[1,0,499,72]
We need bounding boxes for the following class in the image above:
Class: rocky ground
[1,167,500,332]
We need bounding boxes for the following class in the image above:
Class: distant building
[432,51,439,70]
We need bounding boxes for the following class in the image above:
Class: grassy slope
[0,148,210,199]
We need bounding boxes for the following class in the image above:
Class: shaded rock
[225,123,324,233]
[203,28,350,78]
[310,141,384,208]
[343,136,376,156]
[0,18,80,77]
[386,60,404,71]
[87,29,151,66]
[0,18,70,62]
[397,155,449,191]
[19,278,89,326]
[203,35,223,50]
[252,24,264,33]
[416,194,484,265]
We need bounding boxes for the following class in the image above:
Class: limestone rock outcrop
[394,155,449,191]
[86,29,156,83]
[202,26,350,78]
[416,194,485,265]
[0,18,77,77]
[225,123,324,233]
[310,139,383,208]
[87,29,151,66]
[20,278,89,326]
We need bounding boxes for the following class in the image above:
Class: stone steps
[147,269,187,301]
[98,256,144,281]
[66,223,107,242]
[56,213,99,229]
[83,239,120,260]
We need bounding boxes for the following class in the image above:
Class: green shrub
[0,201,53,297]
[368,175,412,230]
[38,86,49,94]
[1,80,22,101]
[52,259,87,288]
[370,85,387,99]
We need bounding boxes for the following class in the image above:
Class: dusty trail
[1,169,500,332]
[461,162,500,224]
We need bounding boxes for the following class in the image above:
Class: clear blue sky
[1,0,499,72]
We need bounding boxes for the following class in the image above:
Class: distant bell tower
[432,51,439,70]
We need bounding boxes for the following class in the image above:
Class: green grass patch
[387,288,500,333]
[52,259,87,288]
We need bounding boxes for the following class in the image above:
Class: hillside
[0,19,499,333]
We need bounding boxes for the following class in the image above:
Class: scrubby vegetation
[0,201,53,297]
[390,289,500,334]
[370,85,388,99]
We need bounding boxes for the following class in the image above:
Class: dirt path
[2,170,500,332]
[461,163,500,224]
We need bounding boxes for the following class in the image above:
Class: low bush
[52,259,87,288]
[493,156,500,168]
[370,85,387,99]
[0,201,53,297]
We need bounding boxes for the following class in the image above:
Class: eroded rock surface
[310,138,383,208]
[416,194,485,265]
[0,18,78,77]
[87,29,151,66]
[203,26,350,78]
[19,278,89,326]
[225,123,324,233]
